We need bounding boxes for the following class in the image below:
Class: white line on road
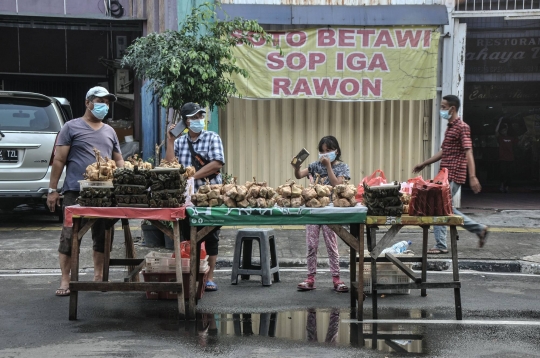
[0,273,88,277]
[343,319,540,326]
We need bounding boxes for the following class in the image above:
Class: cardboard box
[114,127,134,143]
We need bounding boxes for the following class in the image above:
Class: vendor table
[356,215,464,321]
[63,205,367,321]
[185,205,368,319]
[64,205,186,320]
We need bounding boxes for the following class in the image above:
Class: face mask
[189,119,205,133]
[91,103,109,120]
[319,150,337,162]
[440,109,451,120]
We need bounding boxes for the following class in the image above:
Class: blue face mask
[189,119,205,133]
[319,150,337,162]
[440,109,451,120]
[91,102,109,120]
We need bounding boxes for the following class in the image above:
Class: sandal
[477,227,489,248]
[297,280,316,291]
[334,281,349,293]
[55,288,70,297]
[427,248,448,254]
[205,281,218,292]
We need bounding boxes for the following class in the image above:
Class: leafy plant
[121,2,278,125]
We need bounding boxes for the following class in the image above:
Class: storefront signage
[230,27,440,100]
[466,82,540,102]
[465,37,540,74]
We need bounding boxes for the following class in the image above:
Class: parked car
[0,91,71,222]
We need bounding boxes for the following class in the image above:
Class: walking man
[412,95,489,253]
[166,102,224,291]
[47,86,124,296]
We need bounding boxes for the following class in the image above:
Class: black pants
[179,219,220,256]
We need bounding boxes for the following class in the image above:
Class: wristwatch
[48,188,58,194]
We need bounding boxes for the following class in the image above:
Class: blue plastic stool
[231,229,280,286]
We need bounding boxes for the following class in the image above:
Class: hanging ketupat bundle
[192,179,224,207]
[243,177,276,208]
[84,148,117,181]
[333,181,358,207]
[275,179,305,208]
[302,174,332,208]
[124,154,153,170]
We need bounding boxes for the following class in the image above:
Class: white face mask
[319,150,336,162]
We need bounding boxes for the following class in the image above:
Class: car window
[0,98,62,132]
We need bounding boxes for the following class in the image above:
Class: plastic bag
[180,241,190,258]
[408,168,452,216]
[356,169,387,203]
[177,240,206,259]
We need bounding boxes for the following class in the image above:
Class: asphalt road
[1,269,539,357]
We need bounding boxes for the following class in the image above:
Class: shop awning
[216,4,449,26]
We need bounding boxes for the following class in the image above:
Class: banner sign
[231,27,440,101]
[186,205,367,226]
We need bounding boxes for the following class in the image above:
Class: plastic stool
[231,229,280,286]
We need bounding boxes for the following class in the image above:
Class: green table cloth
[186,205,368,226]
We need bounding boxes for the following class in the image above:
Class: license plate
[0,149,18,163]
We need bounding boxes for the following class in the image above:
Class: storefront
[462,17,540,189]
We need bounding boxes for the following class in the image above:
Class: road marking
[424,270,540,278]
[0,273,88,277]
[343,319,540,326]
[2,225,540,233]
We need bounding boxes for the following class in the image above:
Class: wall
[220,97,432,187]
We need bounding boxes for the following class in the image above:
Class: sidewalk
[0,190,539,273]
[0,208,539,274]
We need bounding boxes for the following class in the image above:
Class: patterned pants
[305,224,340,278]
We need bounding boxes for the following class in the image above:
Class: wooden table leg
[369,227,378,319]
[188,226,198,320]
[450,225,462,320]
[358,224,364,321]
[421,225,429,297]
[102,225,112,282]
[122,219,139,282]
[173,221,185,318]
[69,218,81,320]
[349,225,357,310]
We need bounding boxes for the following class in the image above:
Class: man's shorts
[180,219,220,256]
[58,191,114,256]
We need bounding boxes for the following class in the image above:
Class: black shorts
[58,191,114,256]
[179,219,220,256]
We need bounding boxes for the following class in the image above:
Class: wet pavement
[1,269,539,357]
[1,192,540,356]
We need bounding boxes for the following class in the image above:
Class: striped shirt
[440,117,472,184]
[173,130,225,191]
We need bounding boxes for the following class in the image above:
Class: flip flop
[55,288,70,296]
[477,227,489,248]
[205,281,218,292]
[297,280,316,291]
[427,248,448,254]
